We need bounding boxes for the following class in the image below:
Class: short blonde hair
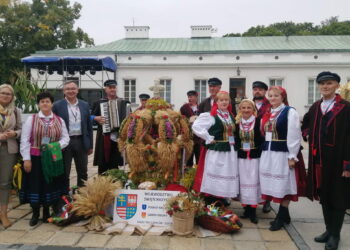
[0,84,16,107]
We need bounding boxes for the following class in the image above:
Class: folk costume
[256,97,271,119]
[192,106,239,198]
[92,97,130,174]
[180,93,200,167]
[259,104,301,203]
[20,111,69,223]
[304,93,350,246]
[236,115,263,206]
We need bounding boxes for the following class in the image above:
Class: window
[269,79,283,86]
[160,79,171,103]
[194,79,207,102]
[124,79,136,103]
[308,79,321,105]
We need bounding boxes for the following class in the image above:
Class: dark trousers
[63,136,88,191]
[322,203,346,237]
[98,140,123,175]
[186,143,201,167]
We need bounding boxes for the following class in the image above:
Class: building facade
[30,26,350,115]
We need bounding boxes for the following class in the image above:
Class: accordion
[100,100,131,134]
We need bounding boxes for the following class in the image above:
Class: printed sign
[113,189,179,226]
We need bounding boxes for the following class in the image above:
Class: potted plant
[165,191,204,235]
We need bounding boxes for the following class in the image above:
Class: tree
[223,17,350,37]
[0,0,94,83]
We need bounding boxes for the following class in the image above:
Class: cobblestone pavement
[0,152,298,249]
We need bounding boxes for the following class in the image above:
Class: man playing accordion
[92,80,131,174]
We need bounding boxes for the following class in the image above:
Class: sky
[73,0,350,45]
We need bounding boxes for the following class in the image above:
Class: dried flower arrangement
[165,191,204,217]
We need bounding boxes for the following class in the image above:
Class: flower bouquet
[165,191,204,235]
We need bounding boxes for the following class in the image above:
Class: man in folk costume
[252,81,271,120]
[198,78,222,114]
[252,81,272,213]
[136,93,150,111]
[92,80,131,174]
[194,78,222,194]
[303,72,350,250]
[180,90,200,167]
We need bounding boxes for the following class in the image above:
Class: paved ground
[0,141,348,249]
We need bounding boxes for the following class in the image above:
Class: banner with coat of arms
[113,189,179,227]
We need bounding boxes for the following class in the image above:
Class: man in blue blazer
[52,81,93,191]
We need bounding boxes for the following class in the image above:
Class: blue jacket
[52,99,93,152]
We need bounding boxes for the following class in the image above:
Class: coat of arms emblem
[116,194,137,219]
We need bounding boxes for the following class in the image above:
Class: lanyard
[69,105,79,122]
[322,100,335,114]
[267,107,284,132]
[241,120,254,132]
[41,118,51,137]
[217,110,233,136]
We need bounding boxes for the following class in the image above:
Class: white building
[28,25,350,115]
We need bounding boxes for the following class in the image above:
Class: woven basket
[197,201,242,233]
[172,211,195,236]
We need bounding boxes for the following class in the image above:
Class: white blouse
[270,104,301,161]
[20,111,70,161]
[192,111,234,145]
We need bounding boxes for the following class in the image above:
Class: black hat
[252,81,268,90]
[208,77,222,86]
[104,79,117,87]
[139,93,150,100]
[316,71,341,84]
[187,90,198,96]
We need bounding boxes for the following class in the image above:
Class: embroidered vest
[30,114,62,156]
[262,106,291,152]
[206,114,236,152]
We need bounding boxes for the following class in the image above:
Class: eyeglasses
[0,92,12,96]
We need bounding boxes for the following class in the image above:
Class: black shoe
[29,206,40,226]
[325,235,340,250]
[285,207,291,224]
[263,201,272,213]
[241,206,251,219]
[314,231,330,243]
[269,217,284,231]
[249,207,258,224]
[42,206,50,223]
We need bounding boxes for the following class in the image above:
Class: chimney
[191,25,214,38]
[124,26,150,39]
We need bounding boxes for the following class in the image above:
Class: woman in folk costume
[259,86,302,231]
[192,91,239,198]
[20,92,70,226]
[235,99,263,224]
[0,84,21,228]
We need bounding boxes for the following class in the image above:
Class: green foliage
[0,0,94,83]
[103,169,129,186]
[223,17,350,37]
[11,70,45,113]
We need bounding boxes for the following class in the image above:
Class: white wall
[29,51,350,117]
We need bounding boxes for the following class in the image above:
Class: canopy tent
[21,56,117,74]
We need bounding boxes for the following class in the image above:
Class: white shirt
[255,101,263,110]
[321,96,336,115]
[20,111,70,161]
[66,98,82,136]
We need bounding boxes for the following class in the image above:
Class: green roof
[35,35,350,55]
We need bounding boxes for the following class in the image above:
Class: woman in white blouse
[192,91,239,199]
[259,86,302,231]
[20,92,69,226]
